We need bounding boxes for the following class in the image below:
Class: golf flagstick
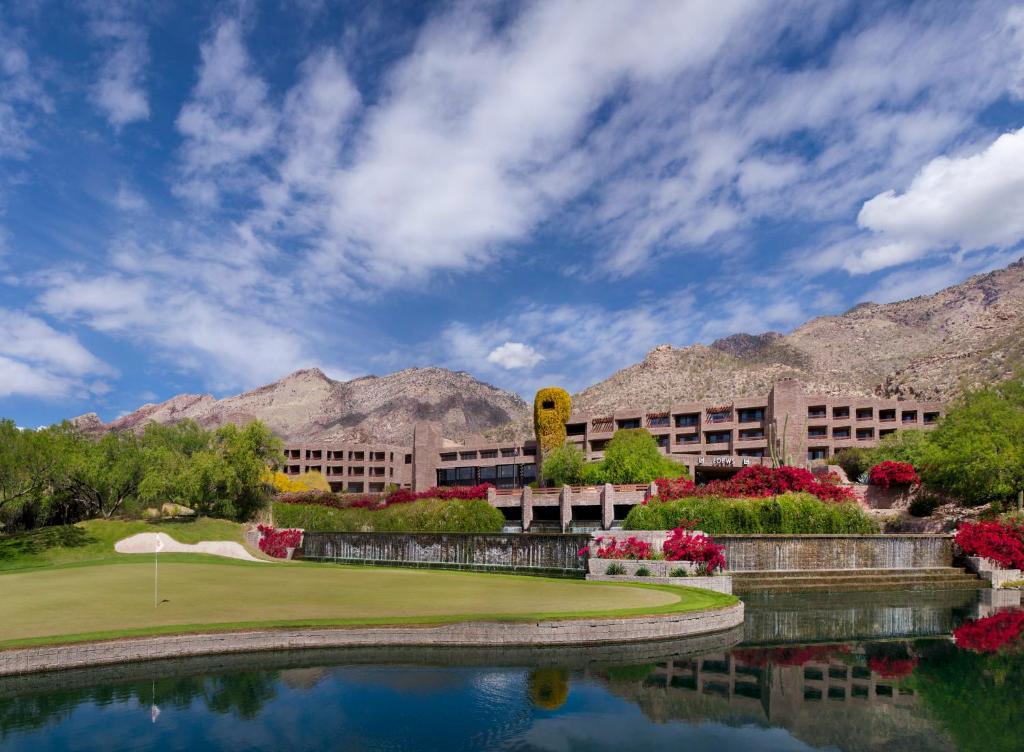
[155,535,164,607]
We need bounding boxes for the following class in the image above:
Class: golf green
[0,558,736,647]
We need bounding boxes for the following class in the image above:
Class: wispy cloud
[89,3,150,129]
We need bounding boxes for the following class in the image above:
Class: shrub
[256,524,302,558]
[534,387,572,454]
[909,491,943,517]
[954,521,1024,569]
[605,562,626,575]
[634,566,651,577]
[655,465,856,503]
[869,461,920,489]
[273,497,505,533]
[541,442,587,487]
[668,566,689,578]
[832,447,875,483]
[662,528,726,573]
[594,535,652,560]
[624,493,879,534]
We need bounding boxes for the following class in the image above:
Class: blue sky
[2,0,1024,427]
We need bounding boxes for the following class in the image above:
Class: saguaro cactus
[533,387,572,455]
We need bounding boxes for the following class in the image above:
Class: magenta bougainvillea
[954,611,1024,653]
[868,655,919,678]
[662,528,726,573]
[954,521,1024,569]
[655,465,856,503]
[868,461,920,489]
[593,535,653,560]
[257,524,303,558]
[274,483,494,513]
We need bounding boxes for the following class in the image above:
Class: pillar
[412,421,442,492]
[560,485,572,532]
[521,486,533,532]
[601,483,615,529]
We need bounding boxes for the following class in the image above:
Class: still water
[1,589,1020,752]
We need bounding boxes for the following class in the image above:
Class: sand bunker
[115,532,264,562]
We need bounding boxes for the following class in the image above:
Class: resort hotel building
[282,378,943,496]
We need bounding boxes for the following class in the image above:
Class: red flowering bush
[594,535,652,560]
[387,483,493,504]
[954,611,1024,653]
[868,461,920,489]
[955,521,1024,569]
[662,528,726,573]
[867,655,918,678]
[257,524,303,558]
[655,465,856,503]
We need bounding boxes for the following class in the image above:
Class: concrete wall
[714,534,954,571]
[301,531,591,576]
[0,603,744,677]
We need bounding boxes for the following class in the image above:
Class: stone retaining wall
[714,534,953,571]
[0,604,743,677]
[586,574,733,594]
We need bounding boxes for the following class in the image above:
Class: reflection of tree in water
[913,638,1024,752]
[0,670,280,739]
[527,668,569,711]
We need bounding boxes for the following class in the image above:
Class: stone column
[602,483,615,529]
[521,486,533,532]
[560,485,572,532]
[411,421,443,492]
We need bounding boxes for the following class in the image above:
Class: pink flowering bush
[655,465,856,503]
[593,535,653,560]
[662,527,726,573]
[868,461,920,489]
[257,524,303,558]
[954,611,1024,653]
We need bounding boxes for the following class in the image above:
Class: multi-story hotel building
[282,378,943,493]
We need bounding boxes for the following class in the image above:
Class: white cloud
[91,16,149,128]
[0,309,113,398]
[845,127,1024,274]
[486,342,544,370]
[114,181,147,211]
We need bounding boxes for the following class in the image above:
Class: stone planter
[966,556,1022,589]
[585,558,731,594]
[588,558,698,577]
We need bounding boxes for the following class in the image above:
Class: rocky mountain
[75,367,530,445]
[571,256,1024,414]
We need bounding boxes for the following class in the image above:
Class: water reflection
[0,590,1022,751]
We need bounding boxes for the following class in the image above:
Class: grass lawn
[0,518,249,572]
[0,558,736,648]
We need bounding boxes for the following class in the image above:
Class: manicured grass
[0,518,249,572]
[0,558,736,648]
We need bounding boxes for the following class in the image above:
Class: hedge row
[623,493,879,534]
[273,497,505,533]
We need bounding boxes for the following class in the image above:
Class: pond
[1,589,1021,752]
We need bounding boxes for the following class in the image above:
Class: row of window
[436,463,537,489]
[439,446,535,462]
[285,449,397,462]
[807,406,940,423]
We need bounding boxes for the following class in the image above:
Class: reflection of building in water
[603,646,955,752]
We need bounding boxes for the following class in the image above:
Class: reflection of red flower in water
[954,610,1024,654]
[867,656,918,678]
[732,644,850,667]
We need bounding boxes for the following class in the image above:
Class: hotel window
[675,413,699,427]
[833,427,851,439]
[522,445,537,456]
[738,408,765,423]
[807,447,828,461]
[879,409,896,422]
[647,413,670,428]
[833,406,850,419]
[369,483,385,493]
[737,449,765,457]
[520,464,537,483]
[923,412,940,424]
[706,410,731,424]
[500,448,518,457]
[455,467,476,486]
[856,427,874,440]
[459,451,478,460]
[307,465,323,474]
[807,405,827,419]
[879,428,896,438]
[439,452,457,462]
[856,407,873,421]
[479,450,498,459]
[496,464,516,489]
[478,466,497,483]
[404,454,412,464]
[347,482,364,493]
[656,434,669,448]
[807,426,828,438]
[901,410,918,424]
[738,429,764,440]
[617,418,641,429]
[705,431,731,444]
[566,422,586,436]
[676,433,700,444]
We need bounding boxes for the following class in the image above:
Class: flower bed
[257,524,303,559]
[274,483,494,513]
[955,521,1024,570]
[868,461,920,489]
[663,528,726,574]
[954,610,1024,653]
[654,465,856,503]
[593,535,652,560]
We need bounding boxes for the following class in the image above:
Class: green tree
[0,420,63,518]
[870,428,930,466]
[582,429,688,484]
[61,431,146,519]
[918,379,1024,505]
[541,441,586,487]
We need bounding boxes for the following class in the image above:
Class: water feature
[1,590,1020,751]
